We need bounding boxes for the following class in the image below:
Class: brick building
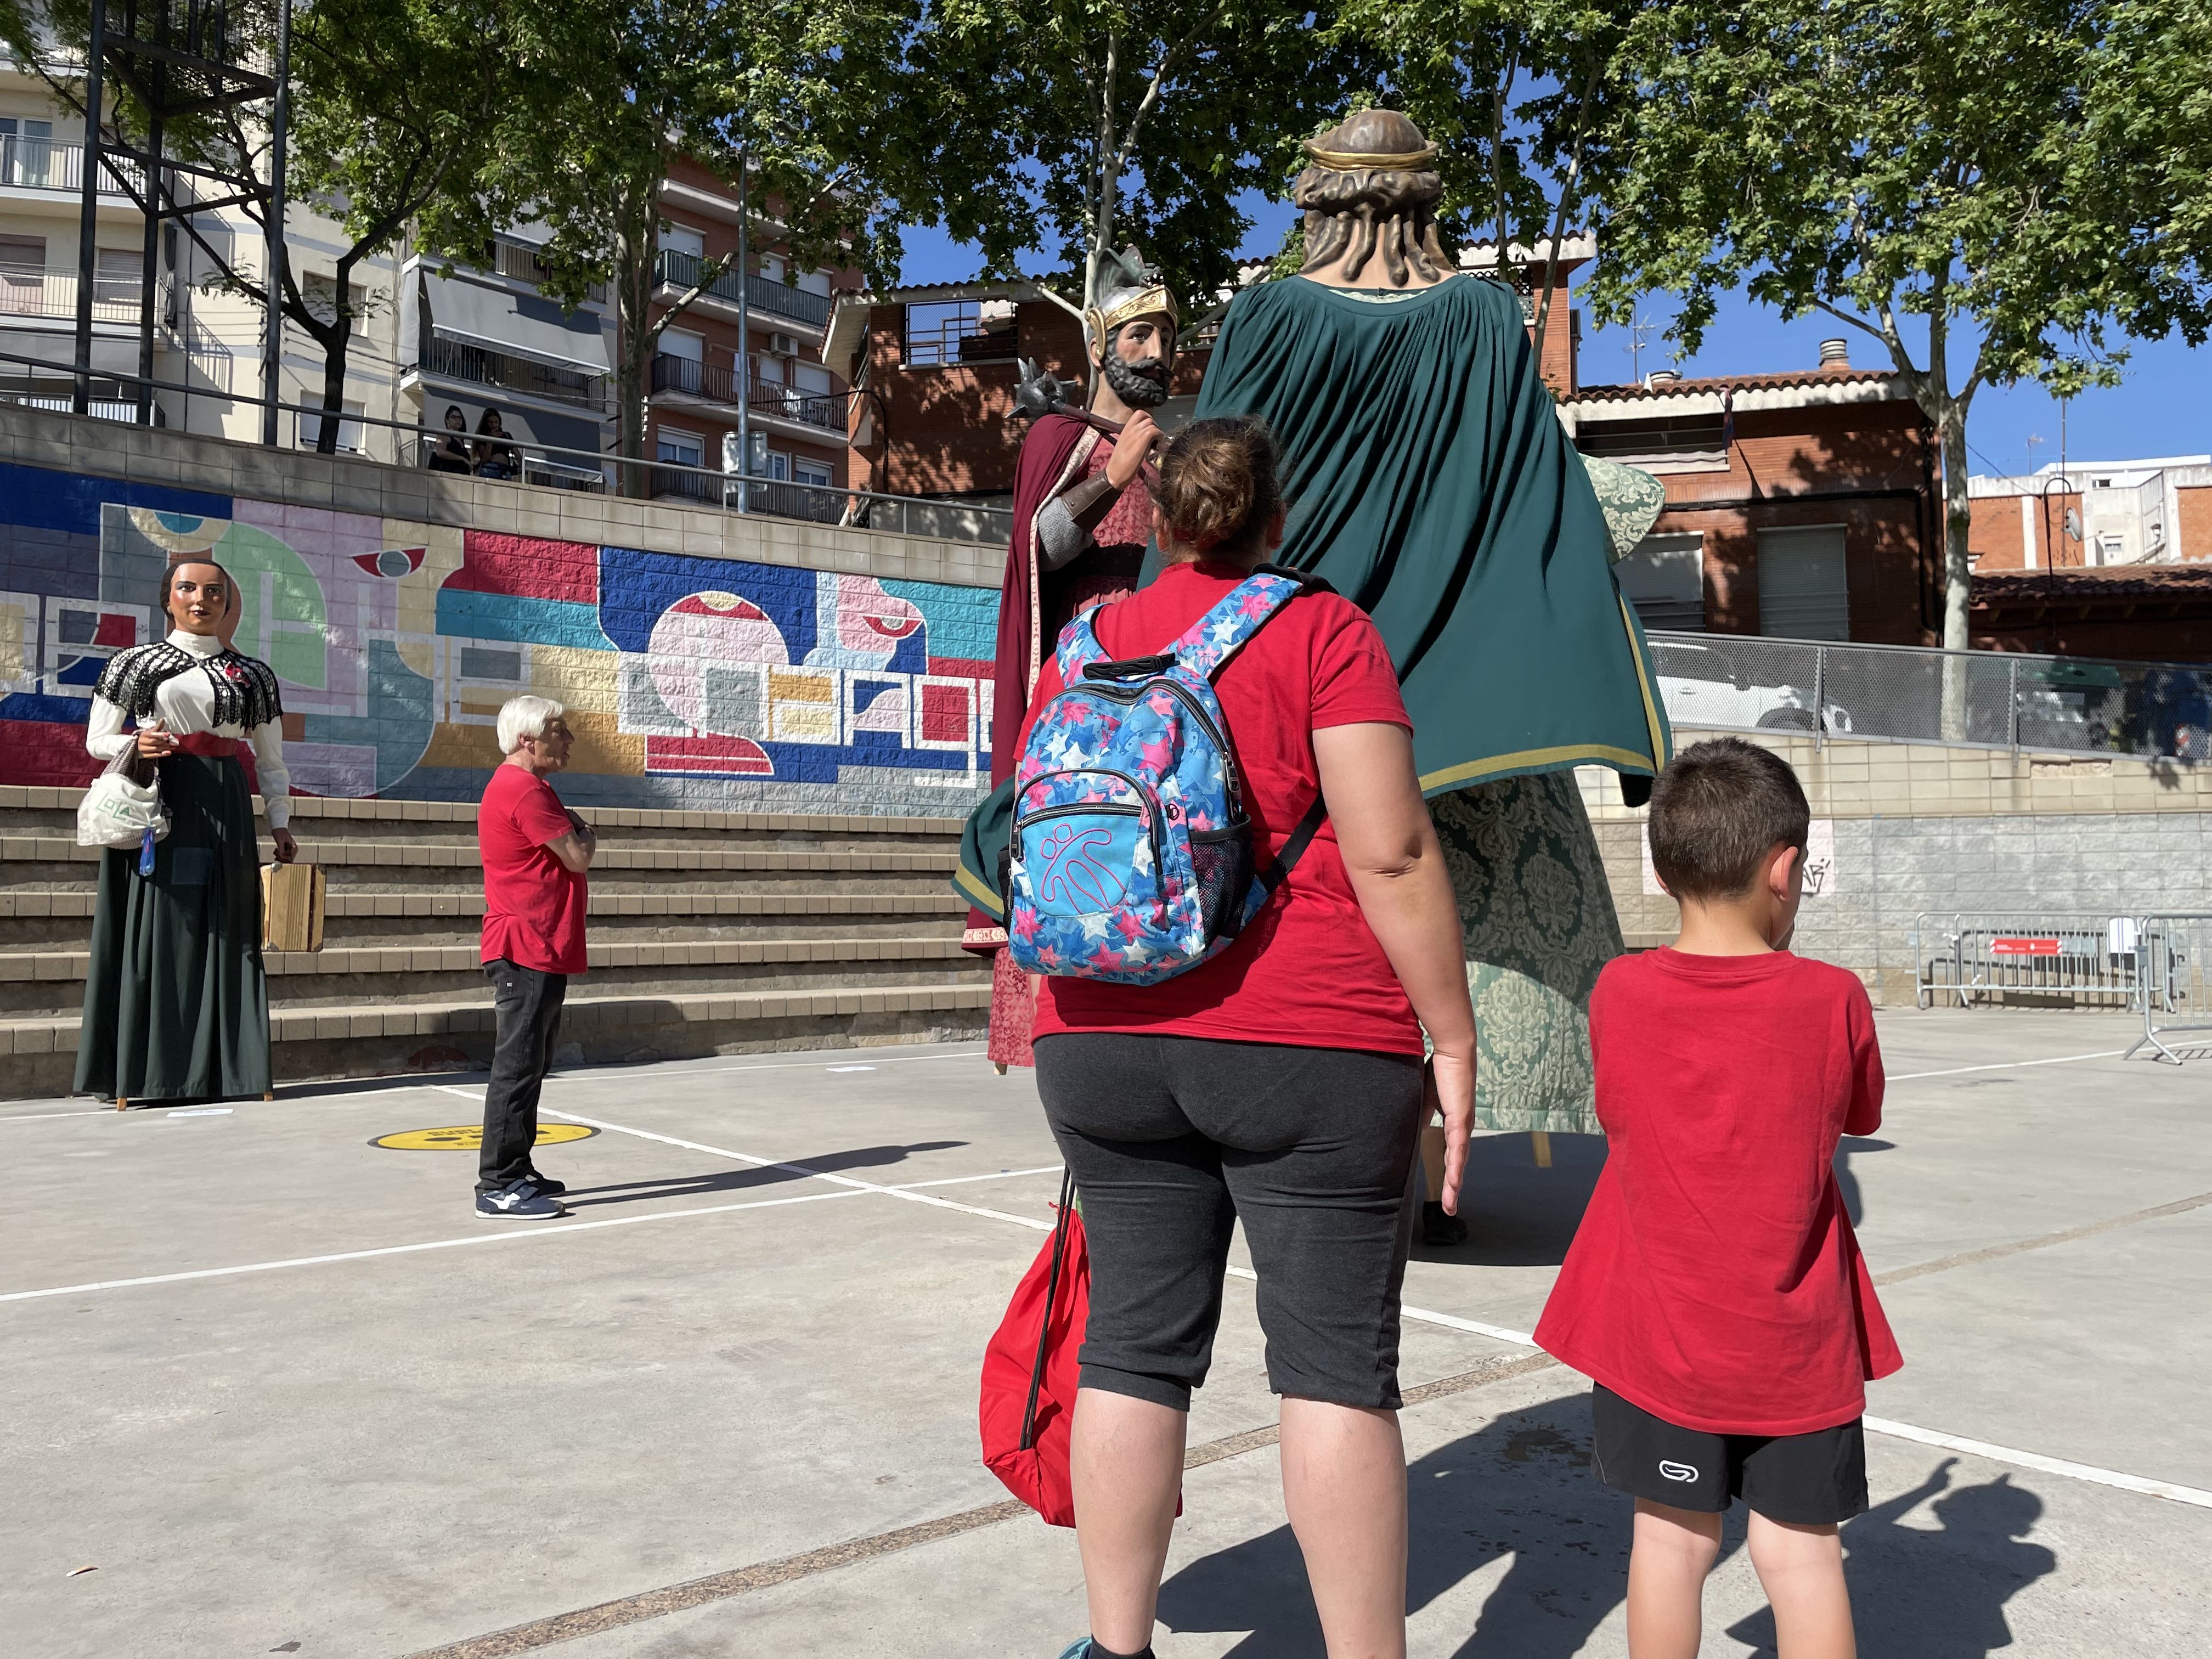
[824,279,1207,505]
[1967,456,2212,572]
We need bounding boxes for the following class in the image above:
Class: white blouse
[86,630,294,828]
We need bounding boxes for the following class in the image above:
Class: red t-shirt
[478,765,589,976]
[1026,560,1421,1056]
[1535,949,1901,1435]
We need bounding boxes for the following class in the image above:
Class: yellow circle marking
[370,1124,600,1152]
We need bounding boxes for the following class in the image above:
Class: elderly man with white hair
[473,695,596,1220]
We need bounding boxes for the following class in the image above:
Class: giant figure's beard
[1102,353,1169,409]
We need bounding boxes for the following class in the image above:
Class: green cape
[1187,274,1669,794]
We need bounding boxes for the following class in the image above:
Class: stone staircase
[0,786,990,1100]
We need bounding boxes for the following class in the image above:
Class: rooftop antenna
[1626,312,1656,382]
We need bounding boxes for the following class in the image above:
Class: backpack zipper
[1064,679,1242,806]
[1016,768,1165,879]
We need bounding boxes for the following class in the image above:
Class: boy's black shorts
[1592,1385,1869,1525]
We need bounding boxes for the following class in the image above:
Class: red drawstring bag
[979,1171,1088,1526]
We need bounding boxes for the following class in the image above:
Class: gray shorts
[1034,1031,1425,1411]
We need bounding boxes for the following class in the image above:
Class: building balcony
[647,352,853,437]
[408,334,611,414]
[1,263,146,325]
[0,136,144,199]
[653,248,831,331]
[648,467,846,523]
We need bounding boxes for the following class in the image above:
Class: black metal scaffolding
[71,0,290,437]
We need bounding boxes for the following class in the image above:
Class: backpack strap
[1240,793,1328,928]
[1168,568,1319,682]
[1052,607,1111,687]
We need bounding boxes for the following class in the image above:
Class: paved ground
[3,1009,2207,1658]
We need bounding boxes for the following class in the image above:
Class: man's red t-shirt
[1536,949,1901,1435]
[478,765,588,976]
[1025,559,1422,1056]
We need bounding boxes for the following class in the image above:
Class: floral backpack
[1005,568,1329,985]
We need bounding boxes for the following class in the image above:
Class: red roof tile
[1567,367,1898,401]
[1973,566,2212,603]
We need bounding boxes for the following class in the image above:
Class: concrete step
[0,980,991,1099]
[0,837,963,896]
[0,890,969,947]
[0,787,966,853]
[0,937,986,1014]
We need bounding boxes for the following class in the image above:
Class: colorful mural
[0,460,999,805]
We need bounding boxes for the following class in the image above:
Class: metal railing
[0,135,145,197]
[1649,631,2212,761]
[406,433,608,492]
[652,249,832,330]
[2127,915,2212,1062]
[902,302,1019,367]
[412,336,611,413]
[647,353,854,432]
[1914,913,2151,1009]
[0,263,144,323]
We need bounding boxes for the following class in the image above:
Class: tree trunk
[1938,407,1973,738]
[313,310,352,455]
[616,215,653,498]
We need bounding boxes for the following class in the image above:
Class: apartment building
[1967,455,2212,572]
[1,44,403,457]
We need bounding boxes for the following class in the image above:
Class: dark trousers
[477,959,568,1190]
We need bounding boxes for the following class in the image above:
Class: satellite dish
[2062,507,2083,540]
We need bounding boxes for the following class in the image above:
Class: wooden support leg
[115,1097,128,1112]
[263,1091,275,1101]
[993,1062,1008,1076]
[1530,1130,1553,1169]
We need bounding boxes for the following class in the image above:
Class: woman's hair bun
[1155,417,1284,563]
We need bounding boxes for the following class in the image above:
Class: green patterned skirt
[74,752,272,1103]
[1432,773,1620,1135]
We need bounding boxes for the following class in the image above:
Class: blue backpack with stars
[1004,567,1330,985]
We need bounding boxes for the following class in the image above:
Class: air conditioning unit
[770,331,801,358]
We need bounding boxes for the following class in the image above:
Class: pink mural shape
[804,572,924,670]
[646,591,788,732]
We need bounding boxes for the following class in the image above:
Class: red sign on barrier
[1991,937,2063,957]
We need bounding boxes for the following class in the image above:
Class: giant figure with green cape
[1188,109,1671,1156]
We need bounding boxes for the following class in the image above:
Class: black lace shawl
[93,640,285,731]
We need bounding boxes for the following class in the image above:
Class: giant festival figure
[970,249,1181,1069]
[1185,109,1672,1180]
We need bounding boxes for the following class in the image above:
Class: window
[794,457,833,488]
[903,299,1013,367]
[658,223,705,258]
[1757,527,1850,641]
[0,234,44,313]
[1579,416,1728,473]
[795,267,832,298]
[302,272,369,325]
[791,360,832,396]
[657,429,703,467]
[760,253,786,284]
[658,328,704,363]
[297,400,366,453]
[1616,532,1706,632]
[764,450,789,482]
[93,248,138,308]
[0,117,53,188]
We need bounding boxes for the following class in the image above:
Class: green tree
[907,0,1372,324]
[489,0,914,485]
[1580,0,2212,664]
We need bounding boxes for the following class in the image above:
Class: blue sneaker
[475,1178,567,1220]
[1054,1644,1093,1659]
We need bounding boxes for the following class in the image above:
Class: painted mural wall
[0,460,999,814]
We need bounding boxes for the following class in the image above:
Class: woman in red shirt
[1029,420,1476,1659]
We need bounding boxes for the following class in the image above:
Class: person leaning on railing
[427,404,474,475]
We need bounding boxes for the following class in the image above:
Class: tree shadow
[1729,1459,2058,1657]
[1156,1390,1627,1658]
[556,1141,967,1210]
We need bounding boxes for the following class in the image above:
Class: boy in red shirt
[1536,737,1899,1659]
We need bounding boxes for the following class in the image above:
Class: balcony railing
[414,335,610,413]
[0,263,143,323]
[0,136,145,198]
[649,467,847,522]
[653,249,832,330]
[648,353,852,432]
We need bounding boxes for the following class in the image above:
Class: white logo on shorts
[1658,1459,1700,1483]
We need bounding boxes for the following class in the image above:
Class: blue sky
[897,191,2211,482]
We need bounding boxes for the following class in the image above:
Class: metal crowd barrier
[2126,914,2212,1063]
[1914,912,2149,1009]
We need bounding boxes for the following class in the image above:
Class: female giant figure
[76,559,299,1107]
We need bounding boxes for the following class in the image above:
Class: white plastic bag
[76,747,169,850]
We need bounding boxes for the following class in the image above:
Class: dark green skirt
[74,752,271,1102]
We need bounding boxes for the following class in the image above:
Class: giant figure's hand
[1105,410,1160,489]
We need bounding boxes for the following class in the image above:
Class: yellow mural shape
[370,1123,601,1152]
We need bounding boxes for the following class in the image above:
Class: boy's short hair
[1647,737,1811,900]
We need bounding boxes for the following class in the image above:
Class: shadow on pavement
[556,1140,968,1210]
[1160,1398,2058,1658]
[1413,1135,1605,1268]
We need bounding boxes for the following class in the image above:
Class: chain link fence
[1647,631,2212,760]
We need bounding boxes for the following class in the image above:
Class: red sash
[174,732,240,759]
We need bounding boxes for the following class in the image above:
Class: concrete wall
[0,403,1002,817]
[1582,728,2212,1005]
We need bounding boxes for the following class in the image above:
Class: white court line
[0,1108,111,1124]
[1890,1049,2128,1081]
[0,1187,871,1304]
[1864,1416,2212,1509]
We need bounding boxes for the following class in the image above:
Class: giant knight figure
[969,247,1180,1069]
[1187,110,1672,1179]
